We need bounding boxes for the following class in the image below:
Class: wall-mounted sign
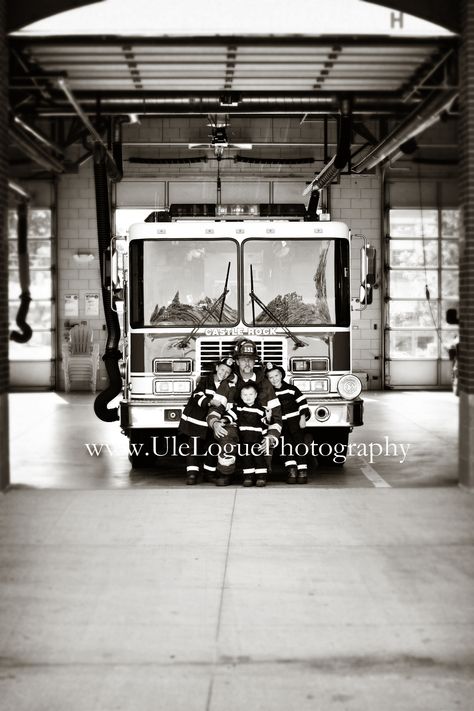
[84,292,100,316]
[64,293,79,317]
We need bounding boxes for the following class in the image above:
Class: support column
[0,0,8,491]
[0,0,9,491]
[459,0,474,489]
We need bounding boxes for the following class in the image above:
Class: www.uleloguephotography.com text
[84,436,410,465]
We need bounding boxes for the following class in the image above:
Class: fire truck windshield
[129,239,239,328]
[242,238,350,327]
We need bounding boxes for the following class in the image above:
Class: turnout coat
[273,381,311,434]
[232,400,268,445]
[178,372,235,439]
[209,369,282,442]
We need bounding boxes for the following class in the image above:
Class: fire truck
[95,203,376,468]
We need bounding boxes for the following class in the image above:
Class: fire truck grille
[198,339,285,373]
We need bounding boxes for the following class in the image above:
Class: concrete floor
[1,391,473,710]
[8,391,460,488]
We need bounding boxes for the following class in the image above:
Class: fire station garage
[0,1,473,710]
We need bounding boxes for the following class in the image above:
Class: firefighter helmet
[264,362,286,379]
[234,338,259,360]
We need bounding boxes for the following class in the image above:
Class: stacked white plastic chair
[62,324,100,392]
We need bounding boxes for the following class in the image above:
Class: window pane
[388,300,437,328]
[9,239,51,269]
[441,240,459,267]
[9,330,52,361]
[389,330,438,358]
[29,209,51,238]
[389,270,438,299]
[8,240,18,270]
[389,209,438,238]
[8,210,17,238]
[8,209,51,238]
[9,270,52,300]
[9,300,52,330]
[133,239,239,327]
[441,271,459,298]
[441,209,461,238]
[389,239,438,267]
[243,239,349,326]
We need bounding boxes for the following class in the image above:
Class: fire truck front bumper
[120,400,184,430]
[306,397,363,428]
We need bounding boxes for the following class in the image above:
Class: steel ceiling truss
[7,34,459,177]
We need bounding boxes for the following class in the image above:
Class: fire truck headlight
[155,381,173,393]
[311,379,329,392]
[292,359,310,372]
[172,361,191,373]
[173,380,192,394]
[337,374,362,400]
[293,378,311,392]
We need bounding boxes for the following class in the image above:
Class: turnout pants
[281,427,308,473]
[184,433,217,479]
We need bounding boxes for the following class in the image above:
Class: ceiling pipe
[12,116,64,157]
[352,89,458,173]
[57,78,122,182]
[8,180,31,201]
[10,124,65,173]
[25,95,405,118]
[303,98,352,196]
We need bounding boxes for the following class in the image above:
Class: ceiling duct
[352,89,458,173]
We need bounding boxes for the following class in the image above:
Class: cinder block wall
[331,175,382,388]
[57,162,108,389]
[54,116,382,390]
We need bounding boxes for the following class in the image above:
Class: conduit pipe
[352,89,458,173]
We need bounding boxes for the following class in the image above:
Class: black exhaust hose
[10,201,32,343]
[93,145,122,422]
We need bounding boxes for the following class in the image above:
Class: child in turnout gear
[230,382,269,487]
[178,357,234,484]
[234,380,268,486]
[209,339,282,484]
[264,362,311,484]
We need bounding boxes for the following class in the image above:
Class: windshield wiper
[178,261,231,349]
[249,264,307,350]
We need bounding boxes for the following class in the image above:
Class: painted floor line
[360,460,391,488]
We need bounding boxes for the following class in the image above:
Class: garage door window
[387,208,459,364]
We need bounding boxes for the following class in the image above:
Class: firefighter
[264,362,310,484]
[208,339,282,485]
[178,356,235,484]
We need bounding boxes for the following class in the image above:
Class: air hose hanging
[93,143,123,422]
[10,201,32,344]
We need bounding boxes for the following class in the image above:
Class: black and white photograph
[0,0,473,709]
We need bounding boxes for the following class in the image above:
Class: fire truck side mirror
[359,245,376,306]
